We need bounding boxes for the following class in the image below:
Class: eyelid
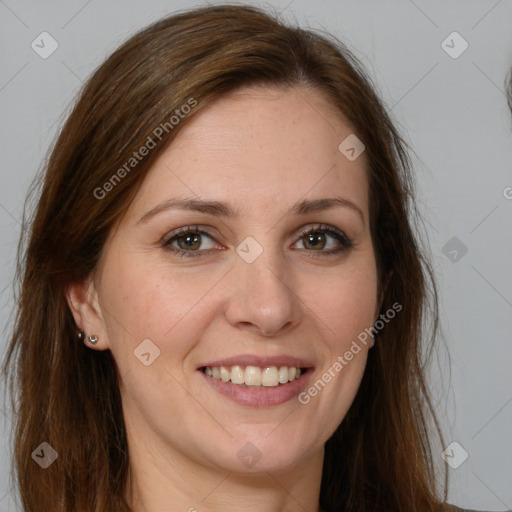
[294,223,350,243]
[162,225,221,249]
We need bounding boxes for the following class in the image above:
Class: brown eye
[163,226,218,258]
[302,231,327,250]
[293,225,353,255]
[175,232,202,251]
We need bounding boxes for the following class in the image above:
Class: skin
[67,85,380,512]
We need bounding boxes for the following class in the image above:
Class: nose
[224,246,302,338]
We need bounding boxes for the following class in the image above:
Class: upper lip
[198,354,314,369]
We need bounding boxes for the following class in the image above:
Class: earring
[87,335,98,345]
[78,330,98,345]
[371,333,376,348]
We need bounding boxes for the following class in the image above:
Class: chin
[203,433,316,474]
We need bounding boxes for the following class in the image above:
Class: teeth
[261,366,279,387]
[230,365,245,385]
[204,365,303,387]
[220,366,230,382]
[244,366,261,386]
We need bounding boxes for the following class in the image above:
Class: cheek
[308,259,378,348]
[97,253,222,365]
[299,264,377,434]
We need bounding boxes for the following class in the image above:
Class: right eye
[163,225,221,258]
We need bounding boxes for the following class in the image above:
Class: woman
[2,4,504,512]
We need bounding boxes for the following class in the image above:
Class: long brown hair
[2,4,449,511]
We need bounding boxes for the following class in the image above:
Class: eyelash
[162,224,353,259]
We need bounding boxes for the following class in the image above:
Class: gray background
[1,0,511,510]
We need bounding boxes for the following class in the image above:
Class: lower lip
[198,370,312,407]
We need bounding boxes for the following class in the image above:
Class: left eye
[293,226,352,253]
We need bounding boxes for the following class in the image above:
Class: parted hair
[2,4,450,511]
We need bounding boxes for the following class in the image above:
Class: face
[78,85,379,477]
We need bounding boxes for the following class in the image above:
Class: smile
[198,358,313,406]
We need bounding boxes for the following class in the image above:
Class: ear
[65,276,109,351]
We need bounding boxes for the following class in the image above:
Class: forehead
[129,85,369,221]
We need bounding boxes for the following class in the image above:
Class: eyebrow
[137,196,365,224]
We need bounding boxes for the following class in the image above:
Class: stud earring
[86,335,98,345]
[78,330,98,345]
